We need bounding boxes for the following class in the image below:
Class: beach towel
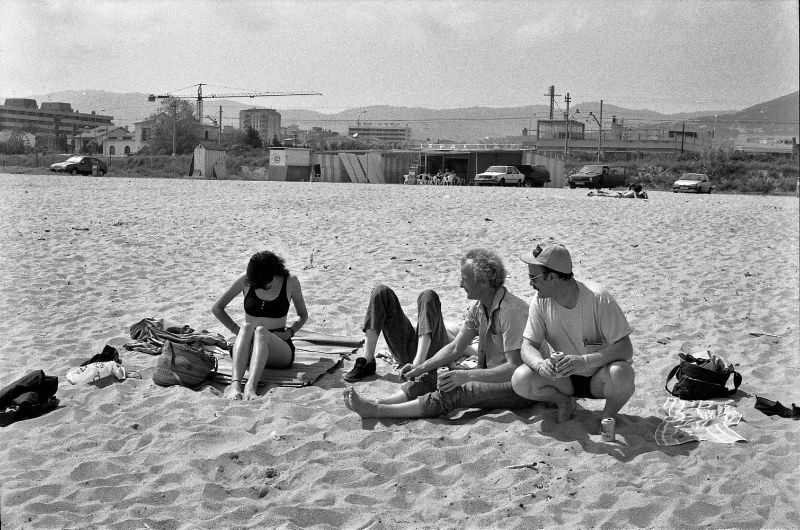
[124,317,229,355]
[213,334,363,388]
[655,397,746,445]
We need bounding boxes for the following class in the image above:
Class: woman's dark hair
[247,251,289,287]
[633,183,643,193]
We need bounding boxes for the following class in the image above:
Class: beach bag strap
[664,364,682,396]
[730,370,742,394]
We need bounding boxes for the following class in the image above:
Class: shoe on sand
[344,358,376,382]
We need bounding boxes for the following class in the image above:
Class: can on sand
[601,418,616,441]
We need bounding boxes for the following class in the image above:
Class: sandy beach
[1,173,798,529]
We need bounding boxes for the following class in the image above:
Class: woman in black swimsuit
[212,251,308,400]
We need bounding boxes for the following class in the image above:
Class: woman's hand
[275,329,294,341]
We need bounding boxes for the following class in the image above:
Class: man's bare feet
[556,396,576,423]
[224,381,244,400]
[342,387,380,418]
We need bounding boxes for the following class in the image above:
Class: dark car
[567,164,625,189]
[49,156,107,176]
[517,164,551,187]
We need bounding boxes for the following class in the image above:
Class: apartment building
[239,108,281,145]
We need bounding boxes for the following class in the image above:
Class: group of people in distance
[212,241,636,430]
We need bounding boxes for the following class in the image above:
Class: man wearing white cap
[512,241,635,425]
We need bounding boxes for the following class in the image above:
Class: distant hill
[8,89,798,142]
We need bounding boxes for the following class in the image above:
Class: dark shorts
[570,375,595,398]
[269,328,296,366]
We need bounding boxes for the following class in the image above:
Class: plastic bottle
[67,361,126,385]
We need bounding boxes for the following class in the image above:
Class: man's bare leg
[595,362,635,419]
[377,390,412,405]
[362,329,379,363]
[343,387,425,418]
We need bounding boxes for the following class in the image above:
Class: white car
[474,165,524,186]
[673,173,714,193]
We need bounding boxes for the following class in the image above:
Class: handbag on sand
[665,352,741,400]
[153,340,217,389]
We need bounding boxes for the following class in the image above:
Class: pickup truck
[566,164,625,189]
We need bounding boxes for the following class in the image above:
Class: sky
[1,0,798,114]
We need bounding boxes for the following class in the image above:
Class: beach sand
[1,174,798,529]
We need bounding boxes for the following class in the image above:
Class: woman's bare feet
[342,387,380,418]
[224,381,243,400]
[243,383,260,400]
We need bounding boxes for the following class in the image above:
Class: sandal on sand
[755,396,800,419]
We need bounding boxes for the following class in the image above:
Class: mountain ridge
[10,90,798,142]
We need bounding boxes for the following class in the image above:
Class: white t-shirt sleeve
[523,296,547,346]
[596,289,633,345]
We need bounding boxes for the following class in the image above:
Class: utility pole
[171,99,177,157]
[197,83,205,123]
[597,99,603,162]
[218,106,223,147]
[564,93,571,158]
[588,99,604,163]
[545,85,556,119]
[680,121,685,153]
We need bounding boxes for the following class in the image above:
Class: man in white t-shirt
[512,241,635,425]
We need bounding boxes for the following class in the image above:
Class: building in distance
[239,108,281,146]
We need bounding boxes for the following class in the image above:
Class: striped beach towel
[654,397,746,445]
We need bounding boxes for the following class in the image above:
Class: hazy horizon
[2,0,798,116]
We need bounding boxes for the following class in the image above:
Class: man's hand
[399,363,419,381]
[437,369,469,392]
[534,359,560,380]
[552,354,586,376]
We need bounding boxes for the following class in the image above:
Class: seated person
[343,249,536,419]
[212,251,308,400]
[512,241,635,427]
[343,285,451,383]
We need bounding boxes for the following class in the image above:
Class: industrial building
[346,124,411,147]
[0,98,113,152]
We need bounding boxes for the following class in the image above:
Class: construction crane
[147,83,322,124]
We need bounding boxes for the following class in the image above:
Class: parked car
[517,164,551,187]
[49,156,107,176]
[566,164,625,189]
[673,173,714,193]
[474,165,524,186]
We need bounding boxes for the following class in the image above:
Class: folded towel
[655,397,746,445]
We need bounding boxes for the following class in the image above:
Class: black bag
[0,370,60,427]
[153,340,217,389]
[665,353,741,400]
